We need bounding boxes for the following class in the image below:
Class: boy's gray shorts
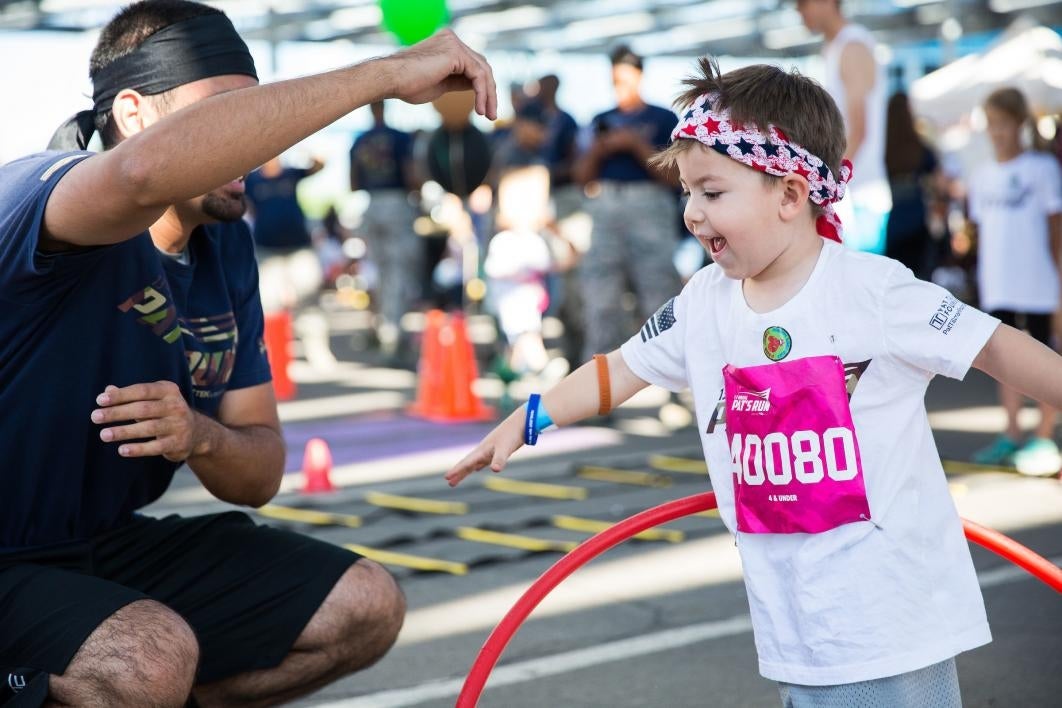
[779,657,961,708]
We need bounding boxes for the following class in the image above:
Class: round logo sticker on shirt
[762,326,792,361]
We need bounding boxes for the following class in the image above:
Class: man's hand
[381,29,497,119]
[91,381,202,462]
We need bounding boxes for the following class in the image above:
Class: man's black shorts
[0,512,360,688]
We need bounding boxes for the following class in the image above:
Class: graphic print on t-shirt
[118,276,239,401]
[640,297,677,342]
[117,275,181,344]
[181,312,238,400]
[981,173,1031,210]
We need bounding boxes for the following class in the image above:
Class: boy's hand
[445,414,524,487]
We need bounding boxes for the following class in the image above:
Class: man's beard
[201,190,247,222]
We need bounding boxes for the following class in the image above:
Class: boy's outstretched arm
[973,323,1062,408]
[445,350,648,487]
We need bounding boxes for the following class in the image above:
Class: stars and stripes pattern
[640,297,677,342]
[670,91,853,242]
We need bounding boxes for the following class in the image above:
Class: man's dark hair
[652,57,846,215]
[609,45,643,71]
[90,0,222,148]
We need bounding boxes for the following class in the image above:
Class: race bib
[723,355,871,534]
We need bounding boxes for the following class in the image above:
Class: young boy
[968,87,1062,475]
[447,58,1062,706]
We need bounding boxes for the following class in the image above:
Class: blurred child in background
[968,87,1062,475]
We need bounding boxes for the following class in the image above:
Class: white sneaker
[1012,437,1062,477]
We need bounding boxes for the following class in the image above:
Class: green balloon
[379,0,450,46]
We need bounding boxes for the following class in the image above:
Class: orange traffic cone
[409,310,494,422]
[409,309,447,419]
[263,310,296,401]
[447,313,494,420]
[301,437,335,494]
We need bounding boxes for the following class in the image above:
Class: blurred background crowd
[3,0,1061,467]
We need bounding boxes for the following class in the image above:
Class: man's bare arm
[44,30,496,248]
[838,41,875,161]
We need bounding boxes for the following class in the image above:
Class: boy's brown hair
[983,87,1029,124]
[652,57,847,190]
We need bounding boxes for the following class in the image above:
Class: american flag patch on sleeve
[640,297,676,342]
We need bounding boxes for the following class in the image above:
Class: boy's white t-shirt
[968,151,1062,314]
[621,240,999,686]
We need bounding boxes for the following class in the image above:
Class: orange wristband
[594,354,612,416]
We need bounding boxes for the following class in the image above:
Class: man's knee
[52,599,199,707]
[344,560,405,661]
[363,558,406,633]
[308,560,406,671]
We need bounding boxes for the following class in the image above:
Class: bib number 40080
[730,428,858,486]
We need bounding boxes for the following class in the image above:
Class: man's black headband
[49,13,257,150]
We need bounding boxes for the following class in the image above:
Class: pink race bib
[723,355,871,534]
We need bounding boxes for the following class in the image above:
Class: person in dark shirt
[244,156,325,308]
[245,156,336,368]
[349,101,420,356]
[537,74,579,190]
[883,92,945,280]
[572,45,682,360]
[0,1,497,705]
[245,156,321,250]
[489,100,550,181]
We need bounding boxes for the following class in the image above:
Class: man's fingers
[470,47,497,119]
[461,47,486,116]
[96,380,178,406]
[461,46,494,119]
[440,32,494,118]
[115,438,167,458]
[96,382,154,405]
[91,400,164,424]
[100,420,161,443]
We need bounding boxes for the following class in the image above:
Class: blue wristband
[524,394,541,445]
[523,394,555,445]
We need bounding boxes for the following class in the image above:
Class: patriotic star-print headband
[671,92,853,242]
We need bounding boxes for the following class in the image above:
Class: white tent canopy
[911,17,1062,130]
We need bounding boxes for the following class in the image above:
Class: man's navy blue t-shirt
[543,109,579,187]
[0,151,272,551]
[244,167,311,250]
[590,104,676,182]
[349,126,412,192]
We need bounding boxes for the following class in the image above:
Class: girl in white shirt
[447,58,1062,708]
[968,86,1062,475]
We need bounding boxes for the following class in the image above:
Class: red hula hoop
[457,491,1062,707]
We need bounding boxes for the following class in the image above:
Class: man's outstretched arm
[44,30,497,248]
